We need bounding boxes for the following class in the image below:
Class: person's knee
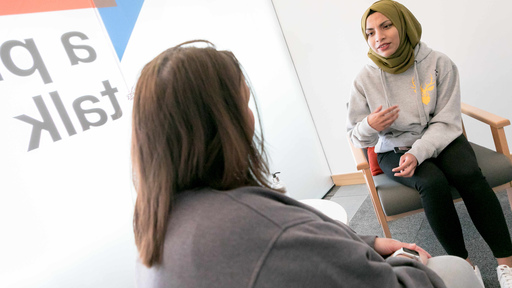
[413,163,450,196]
[427,256,482,288]
[453,169,486,186]
[417,180,452,201]
[427,255,471,270]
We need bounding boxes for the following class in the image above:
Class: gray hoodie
[347,42,462,165]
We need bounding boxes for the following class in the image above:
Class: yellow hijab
[361,0,422,74]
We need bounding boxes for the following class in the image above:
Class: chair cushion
[471,143,512,187]
[375,142,512,217]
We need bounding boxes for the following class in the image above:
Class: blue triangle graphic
[97,0,145,61]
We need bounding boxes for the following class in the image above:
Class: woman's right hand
[367,105,400,131]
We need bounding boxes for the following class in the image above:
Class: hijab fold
[361,0,422,74]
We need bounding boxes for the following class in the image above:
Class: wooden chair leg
[362,170,393,238]
[381,219,392,238]
[506,185,512,212]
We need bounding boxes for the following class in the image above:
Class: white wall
[273,0,512,175]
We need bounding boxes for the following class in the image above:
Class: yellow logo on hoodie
[411,74,435,105]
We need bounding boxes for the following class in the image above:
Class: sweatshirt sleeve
[253,220,446,288]
[408,61,463,165]
[347,78,380,148]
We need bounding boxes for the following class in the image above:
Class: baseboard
[331,172,365,186]
[332,172,512,187]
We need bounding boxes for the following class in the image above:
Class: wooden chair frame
[348,102,512,238]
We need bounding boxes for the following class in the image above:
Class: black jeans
[377,134,512,259]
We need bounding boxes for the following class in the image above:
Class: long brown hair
[131,40,271,267]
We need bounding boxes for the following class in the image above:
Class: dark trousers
[377,134,512,259]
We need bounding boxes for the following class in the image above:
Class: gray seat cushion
[374,142,512,217]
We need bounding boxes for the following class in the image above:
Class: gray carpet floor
[349,190,512,288]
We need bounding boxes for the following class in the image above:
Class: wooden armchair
[348,102,512,238]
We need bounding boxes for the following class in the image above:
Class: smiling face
[365,12,400,58]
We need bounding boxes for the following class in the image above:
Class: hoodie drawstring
[379,69,392,109]
[413,62,428,126]
[378,61,428,127]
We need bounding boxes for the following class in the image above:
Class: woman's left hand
[392,153,417,177]
[374,237,431,265]
[373,237,404,256]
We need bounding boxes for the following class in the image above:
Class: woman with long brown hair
[132,40,482,287]
[131,40,270,268]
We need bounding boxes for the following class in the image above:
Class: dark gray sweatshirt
[136,186,446,287]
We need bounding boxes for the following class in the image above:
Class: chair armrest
[347,135,370,171]
[461,102,511,160]
[461,102,511,128]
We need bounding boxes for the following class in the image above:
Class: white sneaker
[497,265,512,288]
[474,265,485,288]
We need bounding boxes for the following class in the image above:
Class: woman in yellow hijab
[348,1,512,287]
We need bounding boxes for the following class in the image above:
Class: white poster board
[0,6,135,288]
